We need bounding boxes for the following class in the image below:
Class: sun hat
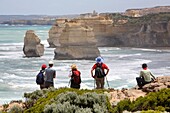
[95,56,103,63]
[41,64,47,69]
[71,64,77,69]
[49,60,54,65]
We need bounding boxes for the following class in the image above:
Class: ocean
[0,24,170,105]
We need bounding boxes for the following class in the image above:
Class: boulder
[54,22,100,60]
[23,30,44,57]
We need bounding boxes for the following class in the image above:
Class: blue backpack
[36,70,44,84]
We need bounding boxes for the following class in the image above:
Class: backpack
[71,70,81,85]
[36,70,44,84]
[95,63,105,78]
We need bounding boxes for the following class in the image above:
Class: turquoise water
[0,24,170,105]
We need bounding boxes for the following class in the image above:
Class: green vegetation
[23,87,113,113]
[2,88,170,113]
[113,88,170,113]
[109,12,170,26]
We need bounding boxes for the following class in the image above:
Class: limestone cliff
[23,30,44,57]
[54,22,100,60]
[47,19,67,47]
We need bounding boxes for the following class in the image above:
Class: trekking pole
[68,79,71,87]
[105,76,110,89]
[94,79,95,89]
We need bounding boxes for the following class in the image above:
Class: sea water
[0,24,170,105]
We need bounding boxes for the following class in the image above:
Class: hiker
[91,56,109,89]
[136,63,156,89]
[44,61,56,88]
[68,64,81,89]
[36,64,47,90]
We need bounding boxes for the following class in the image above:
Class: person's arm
[105,68,109,76]
[91,64,96,78]
[91,68,95,78]
[68,70,72,77]
[53,70,56,78]
[150,71,156,80]
[103,64,109,76]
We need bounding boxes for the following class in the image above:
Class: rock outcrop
[123,6,170,17]
[54,22,100,60]
[48,17,113,48]
[108,76,170,106]
[23,30,44,57]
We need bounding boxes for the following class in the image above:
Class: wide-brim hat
[71,64,77,69]
[95,56,103,63]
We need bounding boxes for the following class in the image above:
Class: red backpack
[71,70,81,85]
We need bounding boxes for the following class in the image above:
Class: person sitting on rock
[136,63,156,89]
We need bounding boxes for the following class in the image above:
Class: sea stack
[23,30,44,57]
[54,22,100,60]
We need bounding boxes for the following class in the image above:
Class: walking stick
[94,79,95,89]
[68,79,71,87]
[106,76,110,89]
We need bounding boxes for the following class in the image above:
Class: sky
[0,0,170,15]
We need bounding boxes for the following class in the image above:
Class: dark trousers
[136,77,151,88]
[70,80,80,89]
[45,81,54,89]
[136,77,145,88]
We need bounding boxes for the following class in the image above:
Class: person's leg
[136,77,144,89]
[100,78,105,89]
[95,78,101,89]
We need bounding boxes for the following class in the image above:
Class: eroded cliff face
[23,30,44,57]
[49,13,170,49]
[54,22,100,60]
[109,21,170,47]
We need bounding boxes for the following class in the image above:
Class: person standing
[91,56,109,89]
[68,64,81,89]
[44,61,56,88]
[136,63,156,89]
[36,64,47,90]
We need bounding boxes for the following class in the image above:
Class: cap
[71,64,77,69]
[41,64,47,69]
[49,60,54,65]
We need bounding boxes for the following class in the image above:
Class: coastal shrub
[113,99,131,113]
[110,12,170,26]
[24,88,113,113]
[141,110,161,113]
[43,92,109,113]
[7,105,23,113]
[113,88,170,113]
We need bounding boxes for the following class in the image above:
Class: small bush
[7,105,23,113]
[113,88,170,113]
[24,88,112,113]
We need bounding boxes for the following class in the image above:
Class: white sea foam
[132,48,162,52]
[0,79,3,83]
[119,53,141,58]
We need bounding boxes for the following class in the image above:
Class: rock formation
[73,16,113,47]
[23,30,44,57]
[107,76,170,106]
[47,6,170,52]
[48,19,67,47]
[123,6,170,17]
[54,22,100,60]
